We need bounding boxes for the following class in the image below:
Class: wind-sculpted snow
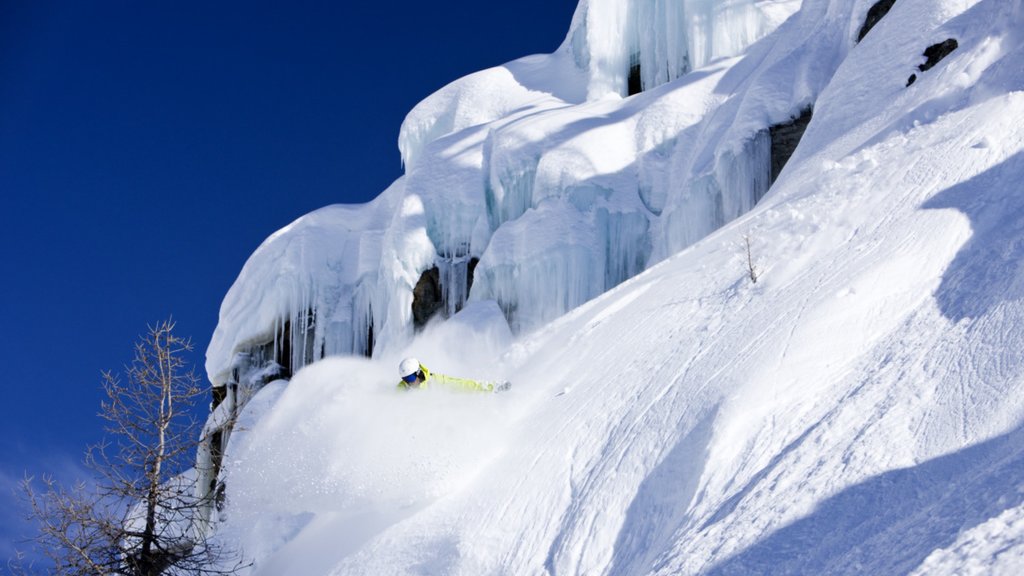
[211,0,1024,574]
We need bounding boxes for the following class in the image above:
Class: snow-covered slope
[209,0,1024,574]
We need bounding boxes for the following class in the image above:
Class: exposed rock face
[920,39,958,72]
[907,38,959,86]
[412,257,480,329]
[628,56,643,96]
[412,266,444,329]
[770,107,814,184]
[857,0,898,42]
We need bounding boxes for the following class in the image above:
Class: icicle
[659,129,771,259]
[576,0,769,97]
[601,208,651,290]
[485,152,540,230]
[437,246,474,318]
[352,279,379,358]
[473,178,659,335]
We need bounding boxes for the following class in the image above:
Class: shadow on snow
[924,150,1024,322]
[706,423,1024,575]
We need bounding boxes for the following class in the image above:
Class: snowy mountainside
[209,0,1024,574]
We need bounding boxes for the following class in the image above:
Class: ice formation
[206,0,814,389]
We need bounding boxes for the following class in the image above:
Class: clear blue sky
[0,0,578,554]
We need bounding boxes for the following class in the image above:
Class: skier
[398,357,510,392]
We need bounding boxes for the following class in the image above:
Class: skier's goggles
[402,372,419,383]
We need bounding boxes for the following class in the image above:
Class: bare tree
[17,319,246,575]
[744,234,760,284]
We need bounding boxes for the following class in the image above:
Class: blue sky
[0,0,578,556]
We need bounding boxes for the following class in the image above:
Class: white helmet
[399,357,420,378]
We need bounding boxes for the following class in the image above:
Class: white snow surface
[209,0,1024,574]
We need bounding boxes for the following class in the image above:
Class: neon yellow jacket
[397,364,496,392]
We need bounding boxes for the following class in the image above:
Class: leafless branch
[15,319,248,575]
[744,233,760,284]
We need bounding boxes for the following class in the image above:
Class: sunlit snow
[202,0,1024,574]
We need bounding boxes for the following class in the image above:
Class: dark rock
[365,308,375,358]
[769,106,814,184]
[906,39,958,88]
[628,54,642,96]
[412,266,443,329]
[919,38,958,72]
[467,257,479,291]
[411,256,480,330]
[858,0,898,42]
